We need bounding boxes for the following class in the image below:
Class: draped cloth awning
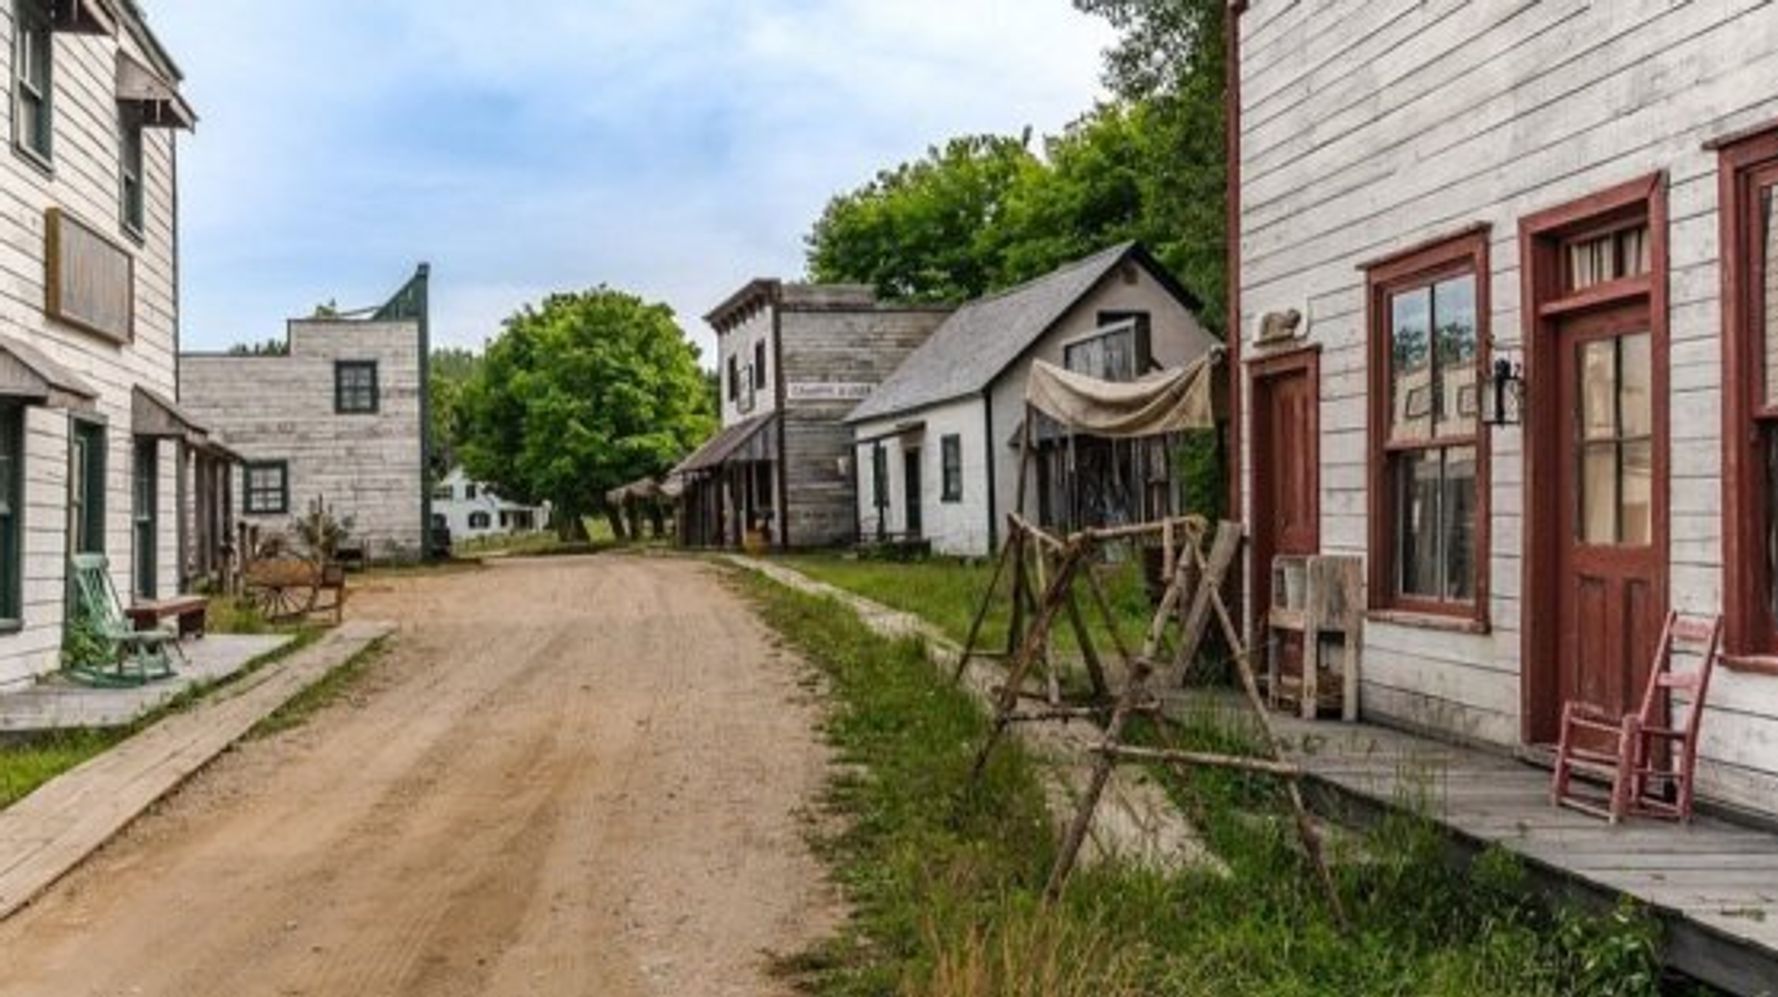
[116,51,196,129]
[1023,350,1222,440]
[0,333,96,411]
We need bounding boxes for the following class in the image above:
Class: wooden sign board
[46,208,134,344]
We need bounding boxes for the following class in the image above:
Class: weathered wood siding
[0,11,186,690]
[180,320,426,561]
[989,264,1220,543]
[781,304,949,547]
[1236,0,1778,810]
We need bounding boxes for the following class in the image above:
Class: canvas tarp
[1023,350,1221,439]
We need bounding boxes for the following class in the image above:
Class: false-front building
[180,268,432,562]
[0,0,201,690]
[1230,0,1778,817]
[849,243,1219,557]
[673,281,949,549]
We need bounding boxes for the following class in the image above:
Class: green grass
[0,729,124,809]
[0,626,323,812]
[251,637,389,738]
[780,552,1158,664]
[736,569,1689,997]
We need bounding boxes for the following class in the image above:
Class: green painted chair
[65,553,176,688]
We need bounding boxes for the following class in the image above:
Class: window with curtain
[1368,233,1488,619]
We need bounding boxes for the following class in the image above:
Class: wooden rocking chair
[66,553,179,688]
[1551,611,1722,823]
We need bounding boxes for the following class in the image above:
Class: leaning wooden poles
[963,516,1347,927]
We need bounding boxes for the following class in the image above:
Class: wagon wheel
[254,581,318,622]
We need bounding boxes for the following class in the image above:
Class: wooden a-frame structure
[955,353,1345,921]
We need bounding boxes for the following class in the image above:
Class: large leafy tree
[806,134,1039,303]
[454,289,715,539]
[803,0,1228,331]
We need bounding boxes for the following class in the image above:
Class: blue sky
[150,1,1117,363]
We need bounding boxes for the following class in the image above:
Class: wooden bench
[127,595,209,640]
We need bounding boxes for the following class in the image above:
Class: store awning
[54,0,116,35]
[672,413,778,476]
[0,334,96,411]
[132,385,209,442]
[116,51,196,129]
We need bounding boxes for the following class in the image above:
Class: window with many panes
[244,461,288,515]
[941,435,962,502]
[1367,232,1488,620]
[118,103,144,235]
[13,0,51,166]
[1718,126,1778,657]
[335,361,378,413]
[0,405,22,627]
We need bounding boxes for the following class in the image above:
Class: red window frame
[1717,122,1778,666]
[1364,226,1492,627]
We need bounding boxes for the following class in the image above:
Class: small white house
[847,243,1219,556]
[432,467,548,541]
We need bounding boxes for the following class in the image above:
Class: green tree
[806,134,1039,303]
[802,2,1228,331]
[226,337,289,356]
[1074,0,1228,330]
[454,289,715,540]
[427,346,481,476]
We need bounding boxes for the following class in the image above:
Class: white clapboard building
[848,243,1219,557]
[432,466,548,541]
[0,1,204,690]
[1229,2,1778,817]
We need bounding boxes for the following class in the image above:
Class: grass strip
[0,624,322,811]
[251,636,389,738]
[737,568,1692,997]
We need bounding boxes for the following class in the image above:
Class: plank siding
[0,10,188,690]
[180,320,426,561]
[1238,2,1778,815]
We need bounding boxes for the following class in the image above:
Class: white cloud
[147,0,1117,362]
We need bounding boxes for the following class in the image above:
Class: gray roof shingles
[845,242,1143,423]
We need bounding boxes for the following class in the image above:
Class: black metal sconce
[1484,356,1524,427]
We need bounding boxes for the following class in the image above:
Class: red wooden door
[1250,355,1319,634]
[1555,303,1662,729]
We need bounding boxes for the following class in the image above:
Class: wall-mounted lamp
[1483,357,1524,427]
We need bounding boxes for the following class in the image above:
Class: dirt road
[0,555,839,996]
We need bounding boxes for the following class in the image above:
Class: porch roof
[132,385,209,442]
[672,412,777,476]
[0,334,97,411]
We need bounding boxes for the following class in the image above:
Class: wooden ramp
[1267,713,1778,996]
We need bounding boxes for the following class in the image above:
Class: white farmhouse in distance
[432,467,549,542]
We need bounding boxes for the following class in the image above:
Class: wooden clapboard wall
[1235,0,1778,811]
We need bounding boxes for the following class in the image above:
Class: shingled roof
[846,242,1197,423]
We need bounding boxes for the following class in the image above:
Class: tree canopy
[427,346,481,477]
[804,0,1227,330]
[454,289,715,537]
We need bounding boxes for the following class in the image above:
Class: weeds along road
[0,555,839,997]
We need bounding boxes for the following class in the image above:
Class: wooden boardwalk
[0,634,292,732]
[1269,713,1778,996]
[0,620,392,922]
